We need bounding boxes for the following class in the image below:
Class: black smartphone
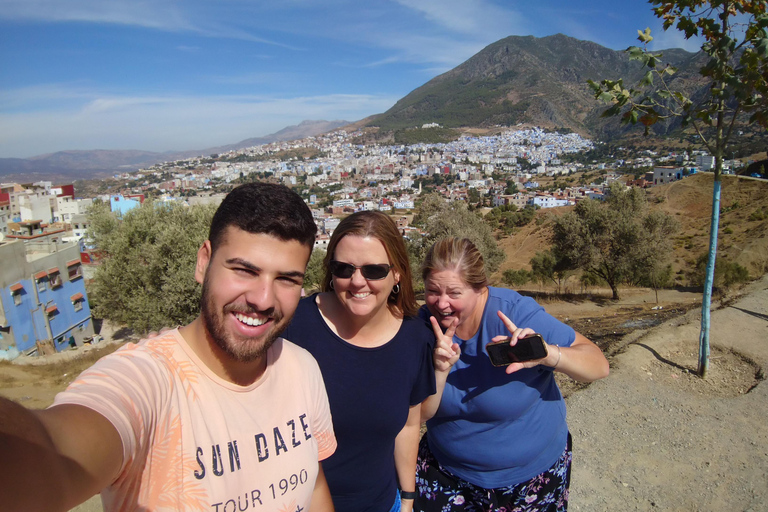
[486,334,548,366]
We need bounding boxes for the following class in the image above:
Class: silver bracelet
[553,345,562,369]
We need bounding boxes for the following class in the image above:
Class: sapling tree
[587,0,768,377]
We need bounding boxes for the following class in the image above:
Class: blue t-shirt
[420,286,575,488]
[283,294,436,512]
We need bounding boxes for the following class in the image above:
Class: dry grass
[491,173,768,282]
[0,343,124,390]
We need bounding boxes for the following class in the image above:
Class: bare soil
[1,280,766,512]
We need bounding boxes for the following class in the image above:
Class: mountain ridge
[0,119,349,183]
[367,33,703,138]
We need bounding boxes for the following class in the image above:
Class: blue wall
[1,271,91,353]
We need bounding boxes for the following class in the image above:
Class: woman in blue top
[416,238,609,512]
[282,211,436,512]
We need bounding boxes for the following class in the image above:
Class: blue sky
[0,0,703,158]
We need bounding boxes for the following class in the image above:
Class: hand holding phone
[486,334,548,367]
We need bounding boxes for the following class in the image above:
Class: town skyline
[0,0,705,159]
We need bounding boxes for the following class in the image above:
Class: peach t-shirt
[53,330,336,512]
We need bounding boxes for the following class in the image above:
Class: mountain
[195,120,350,157]
[0,119,350,183]
[368,33,704,138]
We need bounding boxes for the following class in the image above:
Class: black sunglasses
[329,260,393,280]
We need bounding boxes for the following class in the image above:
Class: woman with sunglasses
[282,211,436,512]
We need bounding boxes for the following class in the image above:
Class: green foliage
[408,194,505,289]
[484,204,536,236]
[589,2,768,160]
[303,249,327,293]
[502,268,531,287]
[688,254,750,290]
[88,200,217,334]
[393,127,460,145]
[530,250,572,294]
[551,182,678,300]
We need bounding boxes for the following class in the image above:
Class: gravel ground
[566,276,768,511]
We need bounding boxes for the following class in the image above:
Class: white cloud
[644,19,704,53]
[391,0,524,36]
[0,0,296,47]
[0,87,397,157]
[0,0,194,31]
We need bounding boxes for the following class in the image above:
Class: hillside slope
[494,174,768,286]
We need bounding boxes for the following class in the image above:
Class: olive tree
[409,194,505,288]
[551,182,678,300]
[587,0,768,376]
[87,200,217,334]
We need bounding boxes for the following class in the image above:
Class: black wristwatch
[400,490,418,500]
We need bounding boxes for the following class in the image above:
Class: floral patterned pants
[414,433,572,512]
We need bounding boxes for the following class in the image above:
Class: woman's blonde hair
[421,237,489,291]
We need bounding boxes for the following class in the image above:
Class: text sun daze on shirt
[196,413,315,511]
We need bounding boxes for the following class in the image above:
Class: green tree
[502,268,531,287]
[551,182,678,300]
[688,253,750,289]
[588,0,768,376]
[636,262,674,303]
[530,250,571,295]
[303,249,327,293]
[409,194,505,288]
[467,188,481,206]
[87,201,217,334]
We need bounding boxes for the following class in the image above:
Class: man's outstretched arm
[0,398,123,512]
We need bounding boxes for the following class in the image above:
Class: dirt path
[1,282,766,512]
[566,276,768,511]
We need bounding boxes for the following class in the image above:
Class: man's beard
[200,274,287,363]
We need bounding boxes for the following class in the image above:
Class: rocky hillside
[369,33,706,139]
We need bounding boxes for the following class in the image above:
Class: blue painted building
[0,239,93,357]
[110,194,141,216]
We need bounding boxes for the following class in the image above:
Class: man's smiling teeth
[234,313,266,326]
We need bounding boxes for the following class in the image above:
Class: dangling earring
[329,280,335,290]
[391,283,400,295]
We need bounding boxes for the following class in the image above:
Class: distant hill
[0,119,349,183]
[495,173,768,283]
[368,33,705,139]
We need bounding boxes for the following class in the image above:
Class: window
[35,271,47,292]
[71,293,84,312]
[11,283,23,306]
[67,259,82,280]
[48,268,62,288]
[45,304,58,315]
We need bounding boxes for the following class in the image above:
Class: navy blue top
[283,294,436,512]
[420,286,575,488]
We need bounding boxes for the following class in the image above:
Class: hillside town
[0,126,750,359]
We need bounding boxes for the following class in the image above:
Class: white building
[696,155,715,171]
[532,196,568,208]
[18,193,53,223]
[56,197,93,224]
[332,198,355,208]
[653,166,683,185]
